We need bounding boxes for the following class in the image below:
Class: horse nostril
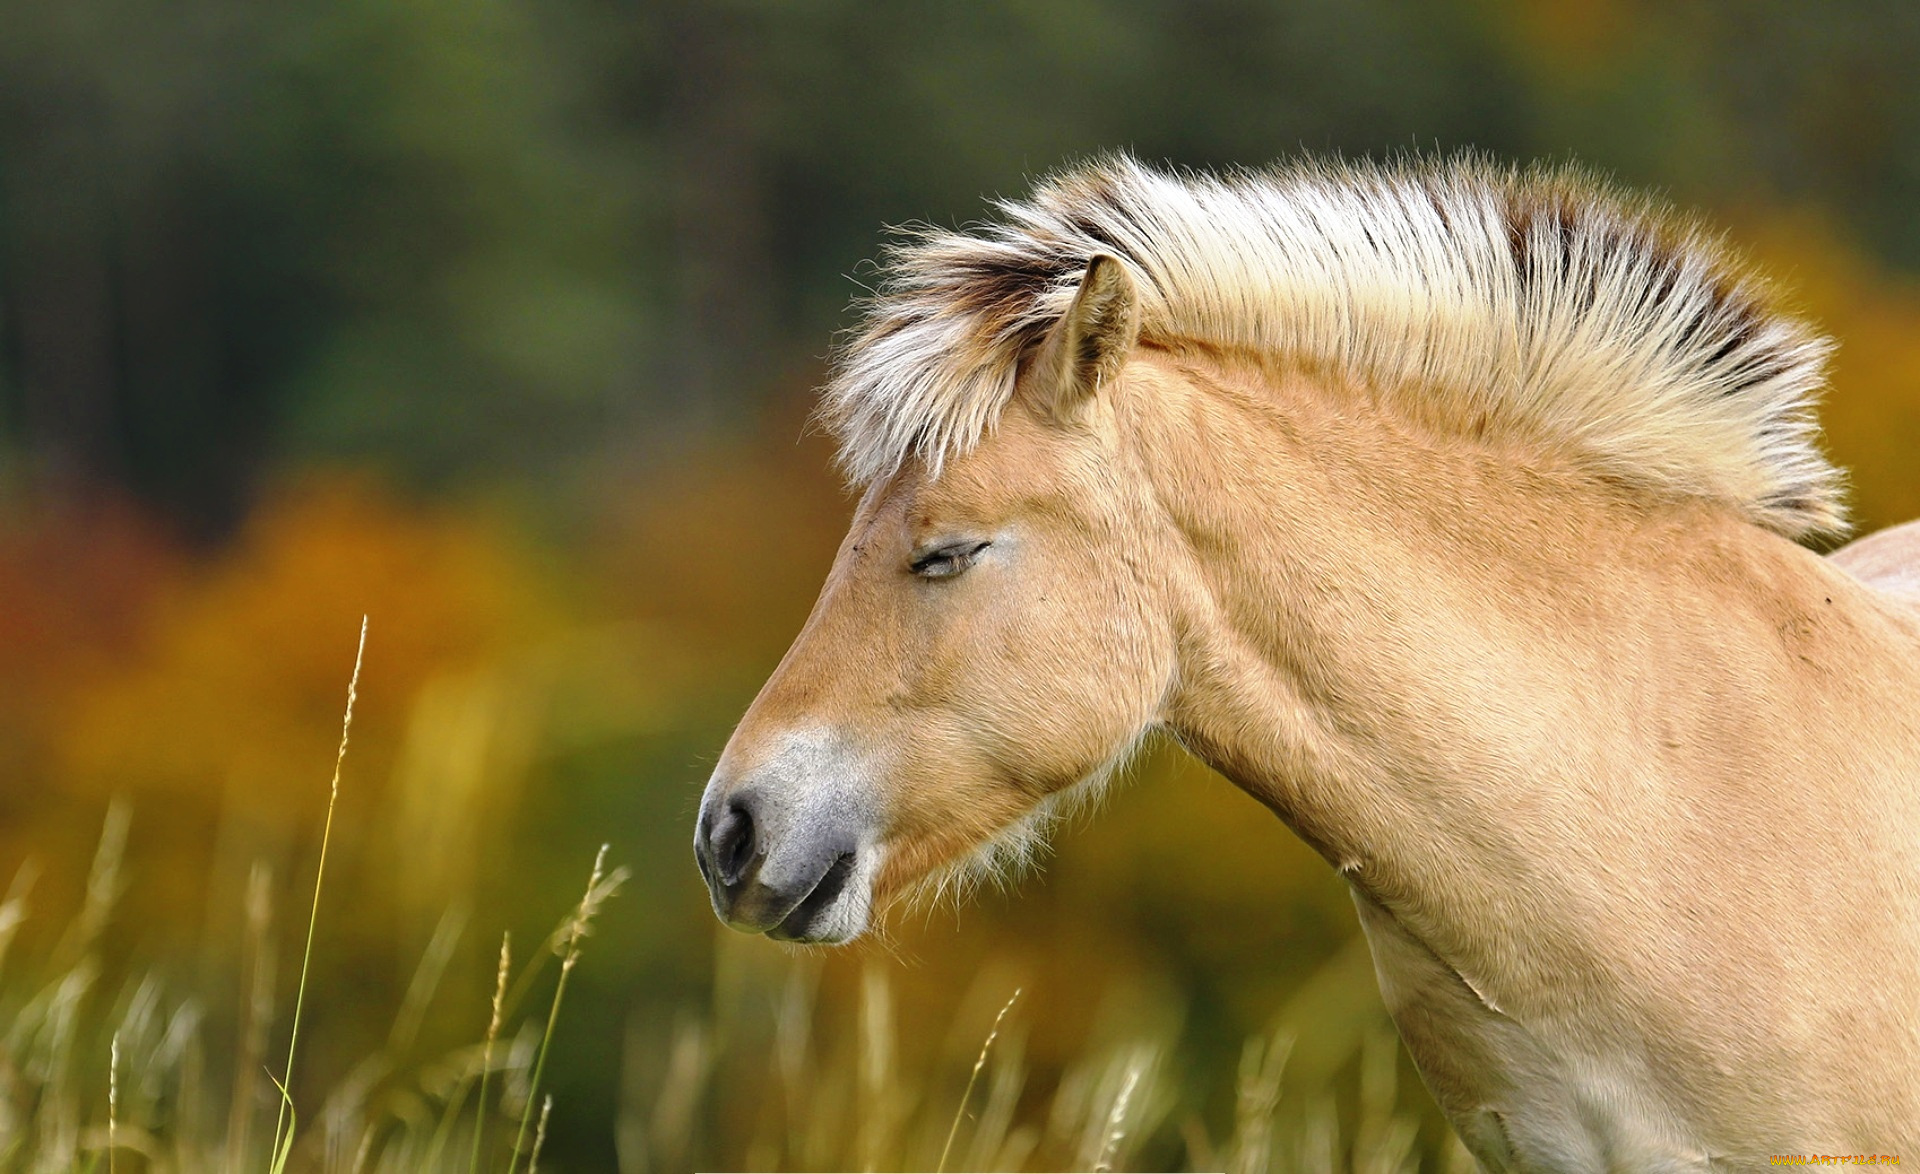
[713,799,757,885]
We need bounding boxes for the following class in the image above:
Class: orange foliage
[0,475,574,946]
[596,408,851,662]
[0,496,181,759]
[48,476,562,817]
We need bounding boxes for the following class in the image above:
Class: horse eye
[910,540,991,579]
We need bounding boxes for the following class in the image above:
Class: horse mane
[821,153,1847,540]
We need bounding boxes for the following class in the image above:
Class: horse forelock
[818,152,1847,540]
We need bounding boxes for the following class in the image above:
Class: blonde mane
[821,154,1846,539]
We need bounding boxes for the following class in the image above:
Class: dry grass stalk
[1226,1025,1292,1174]
[1353,1028,1419,1174]
[53,799,128,969]
[108,1032,118,1174]
[773,957,820,1104]
[937,986,1021,1174]
[961,1027,1029,1173]
[508,845,623,1174]
[1059,1041,1164,1174]
[229,860,275,1173]
[391,904,468,1057]
[646,1014,710,1173]
[526,1095,551,1174]
[858,962,902,1170]
[0,862,42,981]
[466,931,512,1174]
[1091,1061,1142,1173]
[270,615,367,1169]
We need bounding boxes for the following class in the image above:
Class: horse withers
[692,156,1920,1170]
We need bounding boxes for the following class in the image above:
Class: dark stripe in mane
[822,153,1844,539]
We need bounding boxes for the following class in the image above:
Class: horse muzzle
[694,735,881,943]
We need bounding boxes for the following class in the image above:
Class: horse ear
[1029,254,1140,418]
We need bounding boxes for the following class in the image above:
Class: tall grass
[0,622,629,1173]
[0,619,1474,1171]
[0,817,624,1172]
[614,945,1479,1173]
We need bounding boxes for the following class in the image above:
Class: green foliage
[4,0,1920,528]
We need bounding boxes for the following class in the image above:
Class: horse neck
[1126,346,1824,935]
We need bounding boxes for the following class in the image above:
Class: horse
[692,154,1920,1170]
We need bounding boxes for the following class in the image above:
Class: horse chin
[901,760,1137,915]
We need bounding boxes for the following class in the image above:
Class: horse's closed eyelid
[910,539,992,576]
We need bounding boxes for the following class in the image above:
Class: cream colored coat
[694,157,1920,1170]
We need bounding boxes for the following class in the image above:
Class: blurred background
[3,0,1919,1169]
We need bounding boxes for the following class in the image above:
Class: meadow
[0,804,1469,1172]
[4,4,1920,1166]
[0,582,1472,1171]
